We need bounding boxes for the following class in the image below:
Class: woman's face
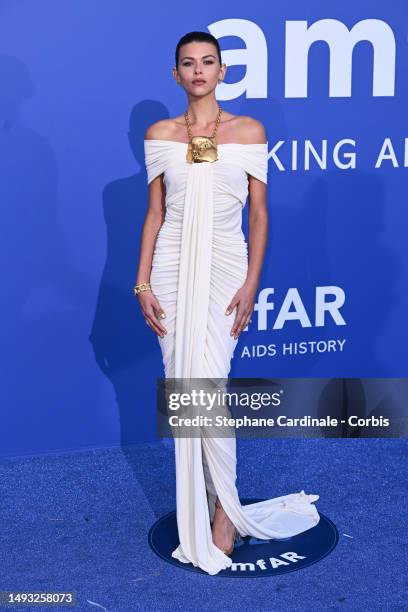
[174,41,225,95]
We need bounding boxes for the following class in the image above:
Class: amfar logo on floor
[208,18,396,98]
[149,502,339,576]
[229,546,306,573]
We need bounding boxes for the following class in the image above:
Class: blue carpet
[1,438,406,611]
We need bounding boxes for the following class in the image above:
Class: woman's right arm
[134,164,167,339]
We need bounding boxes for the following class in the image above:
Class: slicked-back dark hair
[175,31,222,67]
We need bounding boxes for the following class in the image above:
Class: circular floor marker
[148,497,339,577]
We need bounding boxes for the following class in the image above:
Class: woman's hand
[225,283,257,339]
[137,290,167,338]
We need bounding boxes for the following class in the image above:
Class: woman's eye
[182,60,214,66]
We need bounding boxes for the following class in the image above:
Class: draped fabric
[144,139,320,575]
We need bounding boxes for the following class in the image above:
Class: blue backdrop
[1,1,406,456]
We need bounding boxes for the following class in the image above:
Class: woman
[135,31,320,575]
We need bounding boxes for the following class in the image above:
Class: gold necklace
[184,105,223,163]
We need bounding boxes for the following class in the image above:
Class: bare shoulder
[233,115,267,144]
[144,119,179,141]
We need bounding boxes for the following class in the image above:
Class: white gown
[144,138,320,575]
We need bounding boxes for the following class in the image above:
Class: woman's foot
[211,497,238,556]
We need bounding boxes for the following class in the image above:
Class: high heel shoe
[213,498,240,557]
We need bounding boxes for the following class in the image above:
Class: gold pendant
[186,136,218,164]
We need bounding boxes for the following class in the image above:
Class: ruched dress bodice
[144,140,268,379]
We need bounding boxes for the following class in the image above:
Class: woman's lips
[192,80,206,85]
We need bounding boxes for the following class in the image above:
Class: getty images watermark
[156,378,404,440]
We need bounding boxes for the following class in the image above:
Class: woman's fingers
[152,299,166,321]
[231,308,252,339]
[150,299,167,337]
[145,309,167,337]
[225,295,238,315]
[139,294,167,337]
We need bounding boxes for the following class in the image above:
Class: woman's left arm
[226,120,268,339]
